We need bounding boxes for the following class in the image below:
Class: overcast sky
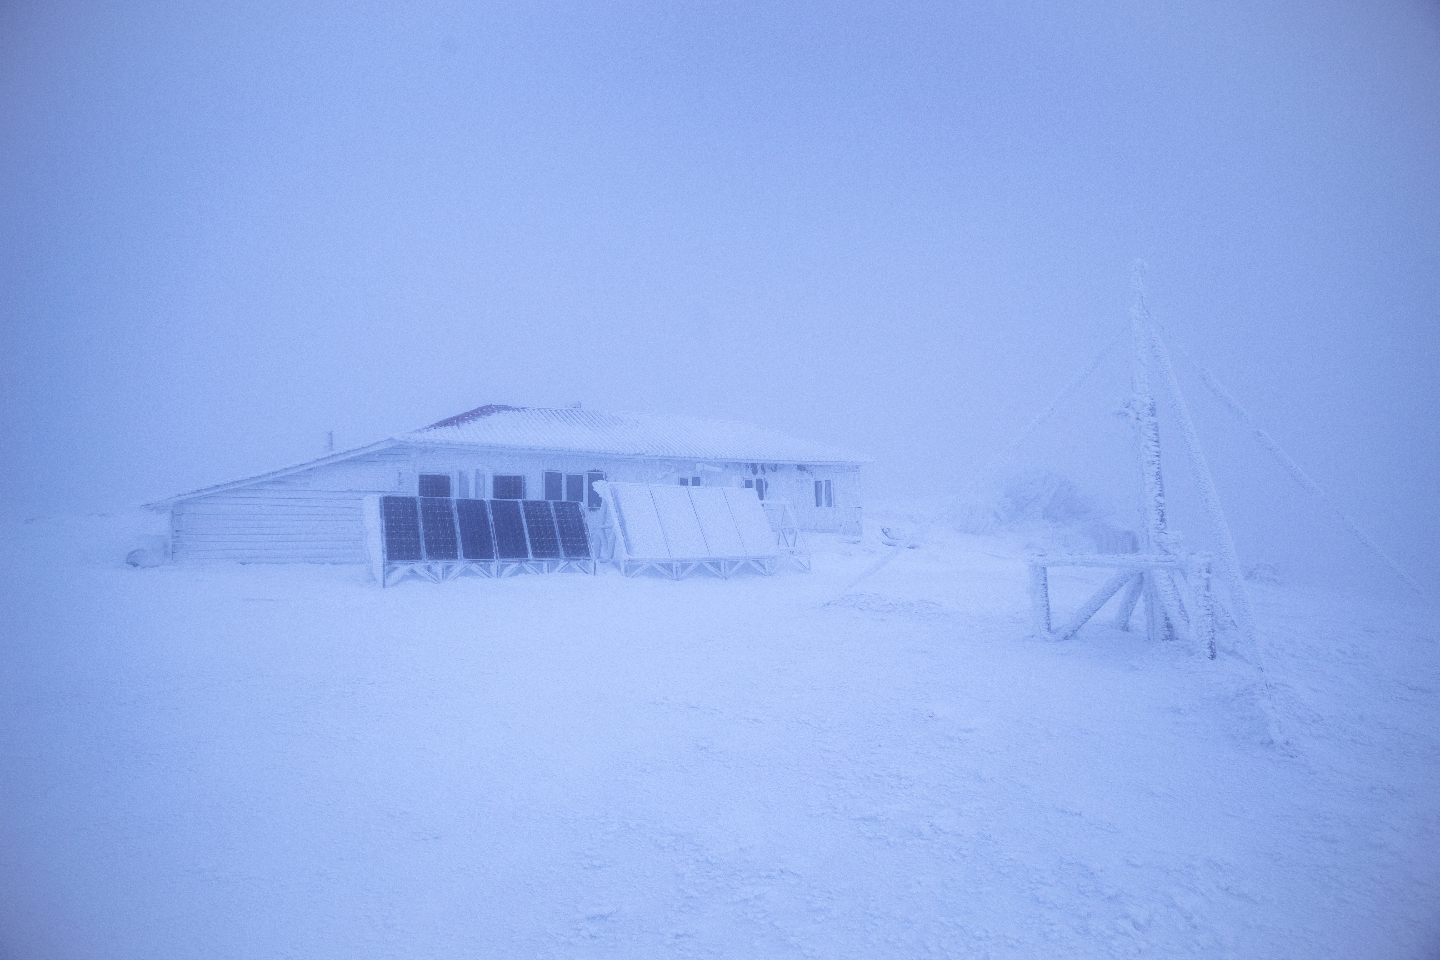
[3,0,1438,584]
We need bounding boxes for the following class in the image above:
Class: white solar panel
[722,487,779,558]
[688,487,747,558]
[649,485,710,559]
[610,483,671,559]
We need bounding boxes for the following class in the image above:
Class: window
[825,479,833,507]
[457,472,470,499]
[419,474,451,498]
[566,474,584,501]
[586,471,605,510]
[493,475,525,499]
[544,471,563,501]
[754,478,767,500]
[690,476,701,486]
[815,480,823,507]
[678,477,689,486]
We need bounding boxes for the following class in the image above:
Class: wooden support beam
[1055,569,1140,642]
[1113,572,1145,631]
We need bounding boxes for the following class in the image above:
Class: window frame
[492,474,526,500]
[543,471,564,501]
[418,473,452,498]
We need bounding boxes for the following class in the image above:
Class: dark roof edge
[419,404,525,431]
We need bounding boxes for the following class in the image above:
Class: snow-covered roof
[149,405,866,507]
[403,404,867,464]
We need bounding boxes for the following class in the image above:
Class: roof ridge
[420,403,525,431]
[400,405,868,464]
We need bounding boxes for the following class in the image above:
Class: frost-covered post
[1191,555,1216,660]
[1028,559,1052,637]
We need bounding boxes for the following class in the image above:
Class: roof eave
[145,439,402,509]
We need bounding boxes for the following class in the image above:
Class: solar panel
[419,496,459,560]
[609,483,670,559]
[455,499,496,560]
[489,499,530,559]
[722,487,779,558]
[553,501,591,559]
[689,487,747,558]
[382,496,422,562]
[522,500,561,559]
[649,485,709,558]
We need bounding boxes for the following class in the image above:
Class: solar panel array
[602,483,779,562]
[380,496,590,564]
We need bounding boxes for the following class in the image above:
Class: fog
[3,0,1438,588]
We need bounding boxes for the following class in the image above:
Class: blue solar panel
[455,499,495,560]
[553,500,591,559]
[382,496,422,562]
[489,499,529,559]
[420,497,458,560]
[522,500,561,559]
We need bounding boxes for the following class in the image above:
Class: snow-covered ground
[2,512,1437,958]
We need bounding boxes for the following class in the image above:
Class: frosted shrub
[999,471,1100,526]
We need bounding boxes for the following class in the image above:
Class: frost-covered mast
[1028,265,1227,658]
[1125,266,1177,643]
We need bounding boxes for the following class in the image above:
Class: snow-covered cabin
[150,404,867,564]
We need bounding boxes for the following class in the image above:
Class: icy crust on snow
[1,513,1438,958]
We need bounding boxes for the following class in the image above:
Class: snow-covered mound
[1,512,1437,958]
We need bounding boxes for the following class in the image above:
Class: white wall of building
[169,444,863,563]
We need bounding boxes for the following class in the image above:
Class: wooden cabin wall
[171,489,369,563]
[169,448,411,564]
